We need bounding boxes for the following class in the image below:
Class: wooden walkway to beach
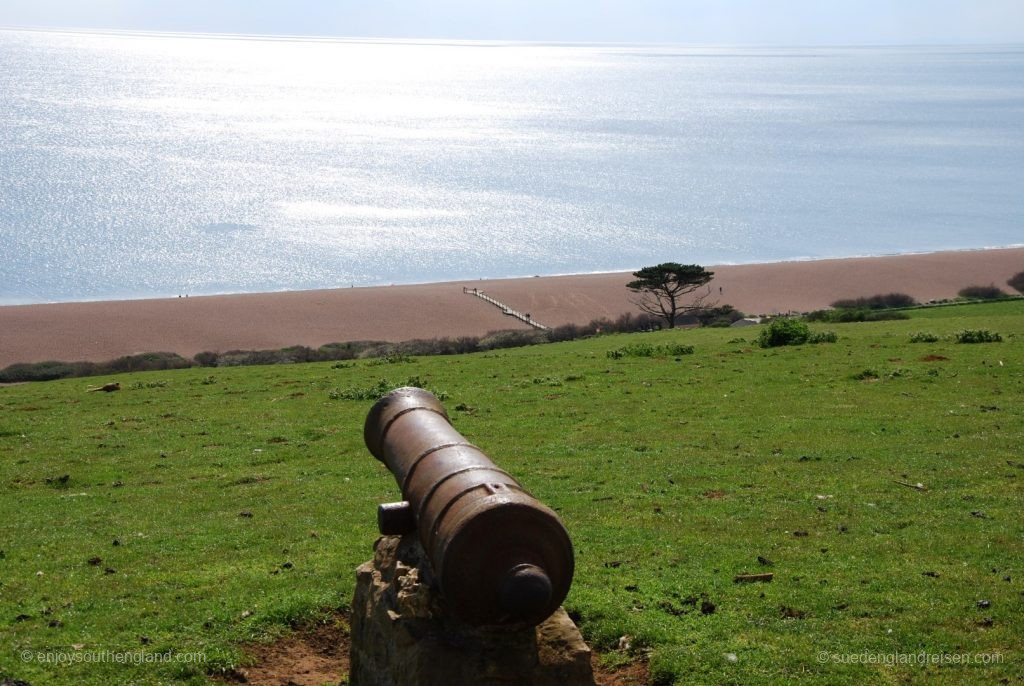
[463,287,549,330]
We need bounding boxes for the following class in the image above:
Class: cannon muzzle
[364,387,574,627]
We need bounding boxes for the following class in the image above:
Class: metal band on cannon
[364,387,574,627]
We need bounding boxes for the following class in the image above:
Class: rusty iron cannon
[364,387,574,627]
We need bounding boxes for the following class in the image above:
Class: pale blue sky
[1,0,1023,44]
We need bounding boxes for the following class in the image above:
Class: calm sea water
[1,29,1022,304]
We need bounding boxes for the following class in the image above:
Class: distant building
[730,317,763,327]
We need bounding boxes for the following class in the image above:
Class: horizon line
[2,24,1023,50]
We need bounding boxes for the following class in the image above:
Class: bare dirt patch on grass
[216,610,649,685]
[594,656,650,685]
[218,614,350,686]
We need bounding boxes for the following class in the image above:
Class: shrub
[317,342,358,360]
[757,318,811,347]
[958,285,1007,300]
[385,337,480,356]
[0,352,195,382]
[193,351,220,367]
[547,322,586,343]
[0,360,92,382]
[614,315,663,333]
[863,310,909,322]
[200,342,406,366]
[852,369,880,381]
[0,355,198,382]
[318,341,387,361]
[1008,270,1024,294]
[478,329,548,351]
[610,312,663,332]
[831,293,917,310]
[0,308,696,383]
[216,349,290,366]
[756,320,836,347]
[695,304,744,328]
[98,352,193,374]
[279,346,321,363]
[548,312,663,342]
[804,309,836,322]
[805,308,908,323]
[606,343,694,359]
[955,329,1002,344]
[355,343,394,359]
[909,332,940,343]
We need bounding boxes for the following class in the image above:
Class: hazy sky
[1,0,1023,44]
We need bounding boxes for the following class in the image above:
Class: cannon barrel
[364,387,574,627]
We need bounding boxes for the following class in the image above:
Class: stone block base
[350,535,594,686]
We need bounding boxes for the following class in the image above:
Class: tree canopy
[626,263,715,328]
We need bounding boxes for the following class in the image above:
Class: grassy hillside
[2,301,1022,685]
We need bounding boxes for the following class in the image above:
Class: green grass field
[2,301,1022,685]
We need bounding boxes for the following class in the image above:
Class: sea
[1,29,1022,305]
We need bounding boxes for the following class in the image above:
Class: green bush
[0,360,92,382]
[955,329,1002,344]
[695,304,745,327]
[278,345,320,363]
[478,329,548,350]
[99,352,193,373]
[805,308,909,323]
[216,349,291,366]
[0,353,193,382]
[958,285,1007,300]
[318,340,388,360]
[758,319,837,348]
[909,332,940,343]
[758,318,810,347]
[362,337,481,357]
[0,308,688,384]
[831,293,917,310]
[549,312,662,342]
[193,351,220,367]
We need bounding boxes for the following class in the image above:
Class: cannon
[364,387,574,627]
